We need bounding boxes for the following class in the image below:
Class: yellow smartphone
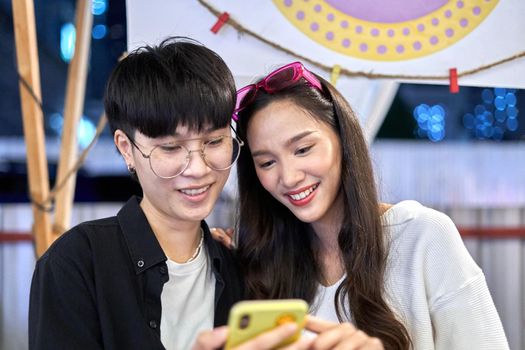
[224,299,308,350]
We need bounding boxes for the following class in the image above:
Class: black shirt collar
[117,196,227,275]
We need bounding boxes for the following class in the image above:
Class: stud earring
[127,164,136,174]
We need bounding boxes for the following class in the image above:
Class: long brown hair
[235,75,411,350]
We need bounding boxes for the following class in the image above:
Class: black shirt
[29,196,244,350]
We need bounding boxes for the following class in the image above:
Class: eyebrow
[251,130,317,157]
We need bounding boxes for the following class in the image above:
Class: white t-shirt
[160,244,216,350]
[312,200,509,350]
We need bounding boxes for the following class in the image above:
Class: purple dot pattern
[281,0,497,58]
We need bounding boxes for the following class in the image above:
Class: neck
[311,212,344,286]
[310,191,347,285]
[311,193,344,255]
[140,198,204,263]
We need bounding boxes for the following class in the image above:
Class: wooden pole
[12,0,52,257]
[52,0,93,238]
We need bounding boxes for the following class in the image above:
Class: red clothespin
[449,68,459,93]
[211,12,230,34]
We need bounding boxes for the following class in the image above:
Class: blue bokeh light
[48,113,96,149]
[463,87,520,140]
[78,117,97,149]
[506,118,519,131]
[494,96,506,111]
[507,106,518,118]
[92,0,107,15]
[505,93,517,107]
[92,24,107,39]
[481,89,493,104]
[49,113,64,132]
[413,103,446,141]
[60,23,76,62]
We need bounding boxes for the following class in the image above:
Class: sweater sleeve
[422,210,509,350]
[430,273,509,350]
[28,237,103,350]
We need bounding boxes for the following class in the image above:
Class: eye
[159,144,184,153]
[257,159,275,169]
[205,136,225,147]
[295,145,313,156]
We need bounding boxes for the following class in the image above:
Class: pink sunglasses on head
[232,61,322,121]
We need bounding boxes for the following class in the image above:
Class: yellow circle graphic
[273,0,499,61]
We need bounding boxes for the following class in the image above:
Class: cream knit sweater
[313,200,509,349]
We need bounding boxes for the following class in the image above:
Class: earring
[127,164,136,174]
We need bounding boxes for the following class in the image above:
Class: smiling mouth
[287,184,319,201]
[179,185,210,196]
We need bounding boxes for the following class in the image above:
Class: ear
[114,129,134,167]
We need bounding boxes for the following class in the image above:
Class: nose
[279,163,304,189]
[180,149,210,177]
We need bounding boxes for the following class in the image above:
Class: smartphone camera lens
[239,314,250,329]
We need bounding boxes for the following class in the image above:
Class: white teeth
[289,184,318,201]
[180,185,210,196]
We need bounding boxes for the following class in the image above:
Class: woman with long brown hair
[229,61,508,349]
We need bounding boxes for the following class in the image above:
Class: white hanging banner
[208,0,525,88]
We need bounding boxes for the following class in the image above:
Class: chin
[289,209,319,224]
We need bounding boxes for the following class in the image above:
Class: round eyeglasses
[127,135,244,179]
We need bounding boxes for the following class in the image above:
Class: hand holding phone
[224,299,308,349]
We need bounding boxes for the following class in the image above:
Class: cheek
[255,168,277,195]
[216,170,230,187]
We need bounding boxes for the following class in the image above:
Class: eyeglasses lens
[148,137,241,178]
[265,66,297,92]
[236,86,258,112]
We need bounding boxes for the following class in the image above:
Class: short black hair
[104,36,236,138]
